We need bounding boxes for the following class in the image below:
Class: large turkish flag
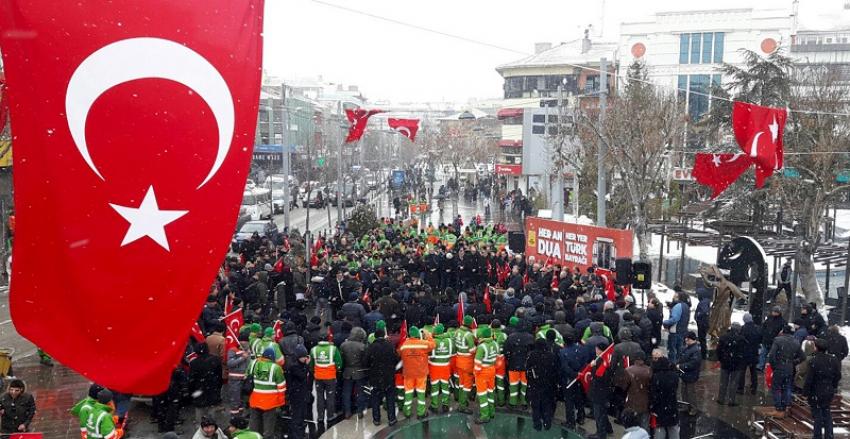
[732,102,787,188]
[0,1,264,393]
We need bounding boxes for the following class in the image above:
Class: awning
[497,108,524,119]
[498,140,522,147]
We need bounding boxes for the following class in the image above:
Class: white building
[618,7,792,121]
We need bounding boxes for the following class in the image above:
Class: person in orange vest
[310,334,343,425]
[474,327,499,424]
[453,315,477,414]
[246,347,286,437]
[399,326,435,419]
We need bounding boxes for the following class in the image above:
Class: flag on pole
[732,101,788,187]
[345,108,384,143]
[577,343,614,392]
[399,320,408,346]
[224,294,234,315]
[272,319,284,342]
[362,289,371,307]
[387,118,420,142]
[457,296,465,324]
[483,285,492,313]
[692,153,754,199]
[223,308,244,353]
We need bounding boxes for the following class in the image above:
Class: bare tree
[584,61,686,260]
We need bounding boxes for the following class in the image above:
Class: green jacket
[475,338,499,368]
[429,334,454,366]
[70,396,96,432]
[232,429,263,439]
[453,327,476,357]
[310,341,343,379]
[84,402,116,439]
[536,324,565,348]
[252,336,283,362]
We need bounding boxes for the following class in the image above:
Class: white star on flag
[712,154,722,167]
[768,116,779,142]
[110,186,188,251]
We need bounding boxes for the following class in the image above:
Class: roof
[496,39,618,72]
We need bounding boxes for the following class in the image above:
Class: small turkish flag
[399,320,408,346]
[362,289,371,306]
[345,108,383,143]
[483,285,492,313]
[190,322,206,344]
[457,296,465,324]
[224,308,244,353]
[732,102,787,188]
[0,0,264,394]
[272,319,283,342]
[693,153,755,199]
[387,118,420,142]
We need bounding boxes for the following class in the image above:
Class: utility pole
[281,83,291,232]
[336,103,344,229]
[552,84,565,222]
[597,57,608,227]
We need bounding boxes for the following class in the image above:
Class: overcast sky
[263,0,828,103]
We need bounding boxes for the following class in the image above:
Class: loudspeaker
[615,258,633,285]
[508,231,526,253]
[632,261,652,289]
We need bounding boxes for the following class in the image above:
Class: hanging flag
[595,268,617,302]
[578,343,614,392]
[765,363,774,390]
[345,108,384,143]
[399,320,408,346]
[692,153,755,199]
[224,294,234,315]
[387,118,420,142]
[483,285,492,313]
[732,102,788,188]
[457,296,465,324]
[223,308,244,353]
[0,0,265,395]
[362,289,371,307]
[190,322,206,344]
[272,319,284,342]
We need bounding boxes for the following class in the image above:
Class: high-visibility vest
[429,334,454,367]
[453,327,476,357]
[311,341,341,380]
[475,339,499,369]
[247,358,286,409]
[84,403,117,439]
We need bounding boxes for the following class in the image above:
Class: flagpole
[564,344,612,390]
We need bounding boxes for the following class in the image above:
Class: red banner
[524,217,633,272]
[1,0,264,394]
[495,164,522,176]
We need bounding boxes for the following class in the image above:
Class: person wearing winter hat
[70,383,104,438]
[246,346,286,437]
[399,326,435,418]
[192,416,227,439]
[286,344,312,439]
[490,320,508,407]
[69,389,113,439]
[429,323,454,414]
[474,326,499,424]
[368,320,387,344]
[252,327,283,365]
[227,416,261,439]
[453,315,478,413]
[738,312,762,395]
[310,331,343,425]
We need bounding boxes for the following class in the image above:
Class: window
[548,126,558,136]
[679,74,720,121]
[702,33,714,63]
[677,75,687,101]
[532,114,545,123]
[532,125,545,135]
[548,115,559,123]
[690,33,701,64]
[585,75,600,94]
[680,32,725,64]
[713,32,724,63]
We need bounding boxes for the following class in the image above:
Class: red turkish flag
[0,0,264,394]
[732,102,788,188]
[272,319,283,342]
[398,319,408,346]
[483,285,492,313]
[457,296,465,324]
[692,153,755,199]
[0,75,8,134]
[224,308,244,352]
[190,322,206,344]
[387,118,420,142]
[578,343,614,392]
[345,108,383,143]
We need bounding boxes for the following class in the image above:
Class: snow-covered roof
[496,39,618,72]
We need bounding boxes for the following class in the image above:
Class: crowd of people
[56,216,849,439]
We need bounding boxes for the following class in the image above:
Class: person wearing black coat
[716,323,745,406]
[759,306,786,370]
[363,329,399,426]
[558,332,592,428]
[645,300,663,348]
[738,313,762,395]
[588,342,614,439]
[677,332,702,416]
[0,380,35,434]
[804,339,842,439]
[526,339,558,431]
[286,345,312,439]
[188,343,223,421]
[504,320,535,408]
[650,353,680,439]
[825,325,849,361]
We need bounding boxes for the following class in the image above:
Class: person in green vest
[227,415,262,439]
[84,389,116,439]
[252,328,283,365]
[310,335,343,424]
[71,383,103,438]
[246,347,286,436]
[367,320,387,344]
[246,323,262,354]
[536,323,564,348]
[490,320,508,406]
[453,316,477,414]
[428,324,454,414]
[474,327,499,424]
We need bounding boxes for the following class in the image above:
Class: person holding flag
[428,323,454,414]
[588,342,615,439]
[453,315,478,413]
[226,336,251,416]
[473,326,499,424]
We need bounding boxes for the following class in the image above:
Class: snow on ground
[836,209,850,239]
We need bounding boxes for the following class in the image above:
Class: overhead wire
[309,0,850,118]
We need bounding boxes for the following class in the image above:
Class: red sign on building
[524,217,633,271]
[495,164,522,176]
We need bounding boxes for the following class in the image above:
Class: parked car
[232,220,278,251]
[304,186,327,208]
[241,190,272,221]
